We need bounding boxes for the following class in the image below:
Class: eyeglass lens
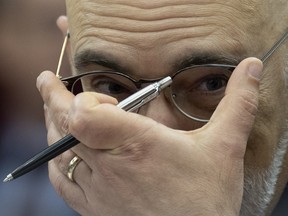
[70,66,233,121]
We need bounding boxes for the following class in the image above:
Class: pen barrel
[6,76,172,181]
[11,135,79,179]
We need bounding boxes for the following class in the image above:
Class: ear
[57,15,69,37]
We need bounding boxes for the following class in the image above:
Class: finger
[53,146,92,187]
[44,104,64,145]
[205,57,263,157]
[37,71,74,138]
[57,143,114,197]
[48,155,90,215]
[68,92,155,150]
[37,70,73,106]
[70,144,97,186]
[68,92,119,149]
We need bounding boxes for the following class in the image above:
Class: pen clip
[126,89,159,112]
[120,76,172,112]
[117,76,172,112]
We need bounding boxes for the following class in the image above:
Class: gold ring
[67,156,82,182]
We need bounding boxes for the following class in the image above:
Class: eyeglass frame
[55,30,288,122]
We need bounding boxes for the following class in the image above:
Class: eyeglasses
[56,30,288,122]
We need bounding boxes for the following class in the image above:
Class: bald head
[66,0,286,68]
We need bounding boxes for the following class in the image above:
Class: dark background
[0,0,78,215]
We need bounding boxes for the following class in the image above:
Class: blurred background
[0,0,78,215]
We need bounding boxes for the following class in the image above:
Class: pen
[3,76,172,182]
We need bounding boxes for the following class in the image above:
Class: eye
[92,78,131,94]
[72,73,139,100]
[169,66,233,120]
[197,75,228,92]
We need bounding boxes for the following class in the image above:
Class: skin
[37,0,287,215]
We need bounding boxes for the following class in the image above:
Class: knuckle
[58,111,69,135]
[236,89,259,117]
[50,174,77,210]
[49,171,66,199]
[44,107,51,130]
[47,129,59,145]
[112,142,150,161]
[56,154,67,174]
[69,93,95,135]
[69,108,87,136]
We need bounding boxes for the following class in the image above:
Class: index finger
[37,70,75,138]
[37,70,74,105]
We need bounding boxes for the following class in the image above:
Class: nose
[137,93,204,130]
[138,93,179,128]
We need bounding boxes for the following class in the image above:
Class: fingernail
[248,58,263,81]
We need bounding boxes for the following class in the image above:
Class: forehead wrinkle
[70,1,259,31]
[85,0,213,9]
[71,0,261,11]
[67,0,271,69]
[72,4,214,35]
[78,2,228,21]
[68,1,261,53]
[72,25,217,54]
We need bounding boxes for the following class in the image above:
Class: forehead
[66,0,267,74]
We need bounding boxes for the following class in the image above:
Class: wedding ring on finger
[67,155,82,182]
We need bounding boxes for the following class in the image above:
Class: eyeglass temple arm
[55,30,287,78]
[56,31,70,79]
[261,31,288,63]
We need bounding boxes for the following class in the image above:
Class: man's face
[66,0,288,214]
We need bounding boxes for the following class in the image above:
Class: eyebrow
[174,52,241,71]
[74,50,131,74]
[74,49,242,75]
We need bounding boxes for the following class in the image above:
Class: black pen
[3,77,172,182]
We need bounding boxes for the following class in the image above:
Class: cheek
[245,63,288,169]
[138,93,206,130]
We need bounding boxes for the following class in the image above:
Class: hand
[37,57,262,216]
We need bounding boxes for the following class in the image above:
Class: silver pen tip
[158,76,172,91]
[3,174,13,183]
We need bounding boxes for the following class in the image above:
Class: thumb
[206,57,263,157]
